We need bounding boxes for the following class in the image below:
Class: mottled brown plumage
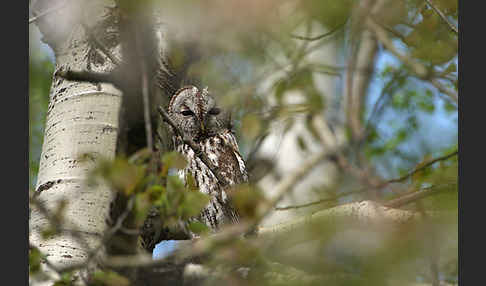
[167,86,248,233]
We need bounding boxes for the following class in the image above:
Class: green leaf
[29,247,43,274]
[41,226,57,239]
[178,191,210,219]
[167,175,186,194]
[296,135,308,152]
[91,270,130,286]
[302,0,353,29]
[146,185,165,202]
[391,92,410,109]
[231,184,267,219]
[187,221,210,235]
[162,151,188,170]
[444,63,457,74]
[92,158,145,196]
[134,193,152,227]
[53,272,74,286]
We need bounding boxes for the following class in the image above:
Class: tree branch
[346,28,378,142]
[29,0,67,24]
[386,150,458,184]
[275,150,457,211]
[98,200,455,270]
[384,183,455,208]
[290,19,347,41]
[135,30,155,173]
[259,200,454,242]
[366,18,458,104]
[274,188,367,211]
[56,69,117,86]
[424,0,458,34]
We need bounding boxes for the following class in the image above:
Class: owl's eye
[208,107,221,115]
[181,110,194,116]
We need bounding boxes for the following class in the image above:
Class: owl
[166,85,248,233]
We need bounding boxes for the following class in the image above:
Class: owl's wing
[218,130,249,184]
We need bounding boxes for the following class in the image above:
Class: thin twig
[58,196,136,273]
[424,0,458,34]
[29,1,67,24]
[387,150,457,184]
[157,107,229,187]
[255,148,328,221]
[384,183,455,208]
[430,79,458,105]
[56,70,117,85]
[29,197,92,252]
[361,70,403,143]
[275,150,457,211]
[367,18,428,78]
[290,20,347,41]
[275,188,368,211]
[366,18,458,104]
[135,32,154,155]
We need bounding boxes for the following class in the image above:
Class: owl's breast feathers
[175,130,247,230]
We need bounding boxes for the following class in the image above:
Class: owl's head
[167,85,228,141]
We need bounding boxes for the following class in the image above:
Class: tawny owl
[166,85,248,233]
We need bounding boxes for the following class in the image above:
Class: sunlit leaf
[93,158,146,196]
[178,191,210,219]
[187,221,210,235]
[231,184,267,219]
[29,247,43,274]
[162,151,188,170]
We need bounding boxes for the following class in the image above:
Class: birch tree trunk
[29,1,122,284]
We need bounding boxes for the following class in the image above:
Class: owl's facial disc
[169,85,226,141]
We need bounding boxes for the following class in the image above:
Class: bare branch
[430,79,458,105]
[366,19,428,78]
[274,188,367,211]
[275,150,457,211]
[346,29,378,142]
[99,200,454,268]
[384,184,455,208]
[29,196,92,253]
[29,1,67,24]
[361,70,403,142]
[135,31,154,161]
[366,18,458,104]
[259,200,454,241]
[290,20,347,41]
[387,150,458,184]
[424,0,458,34]
[256,148,328,221]
[56,69,117,85]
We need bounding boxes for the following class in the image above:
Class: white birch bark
[29,1,122,284]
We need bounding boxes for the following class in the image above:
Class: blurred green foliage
[29,47,53,190]
[29,24,55,195]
